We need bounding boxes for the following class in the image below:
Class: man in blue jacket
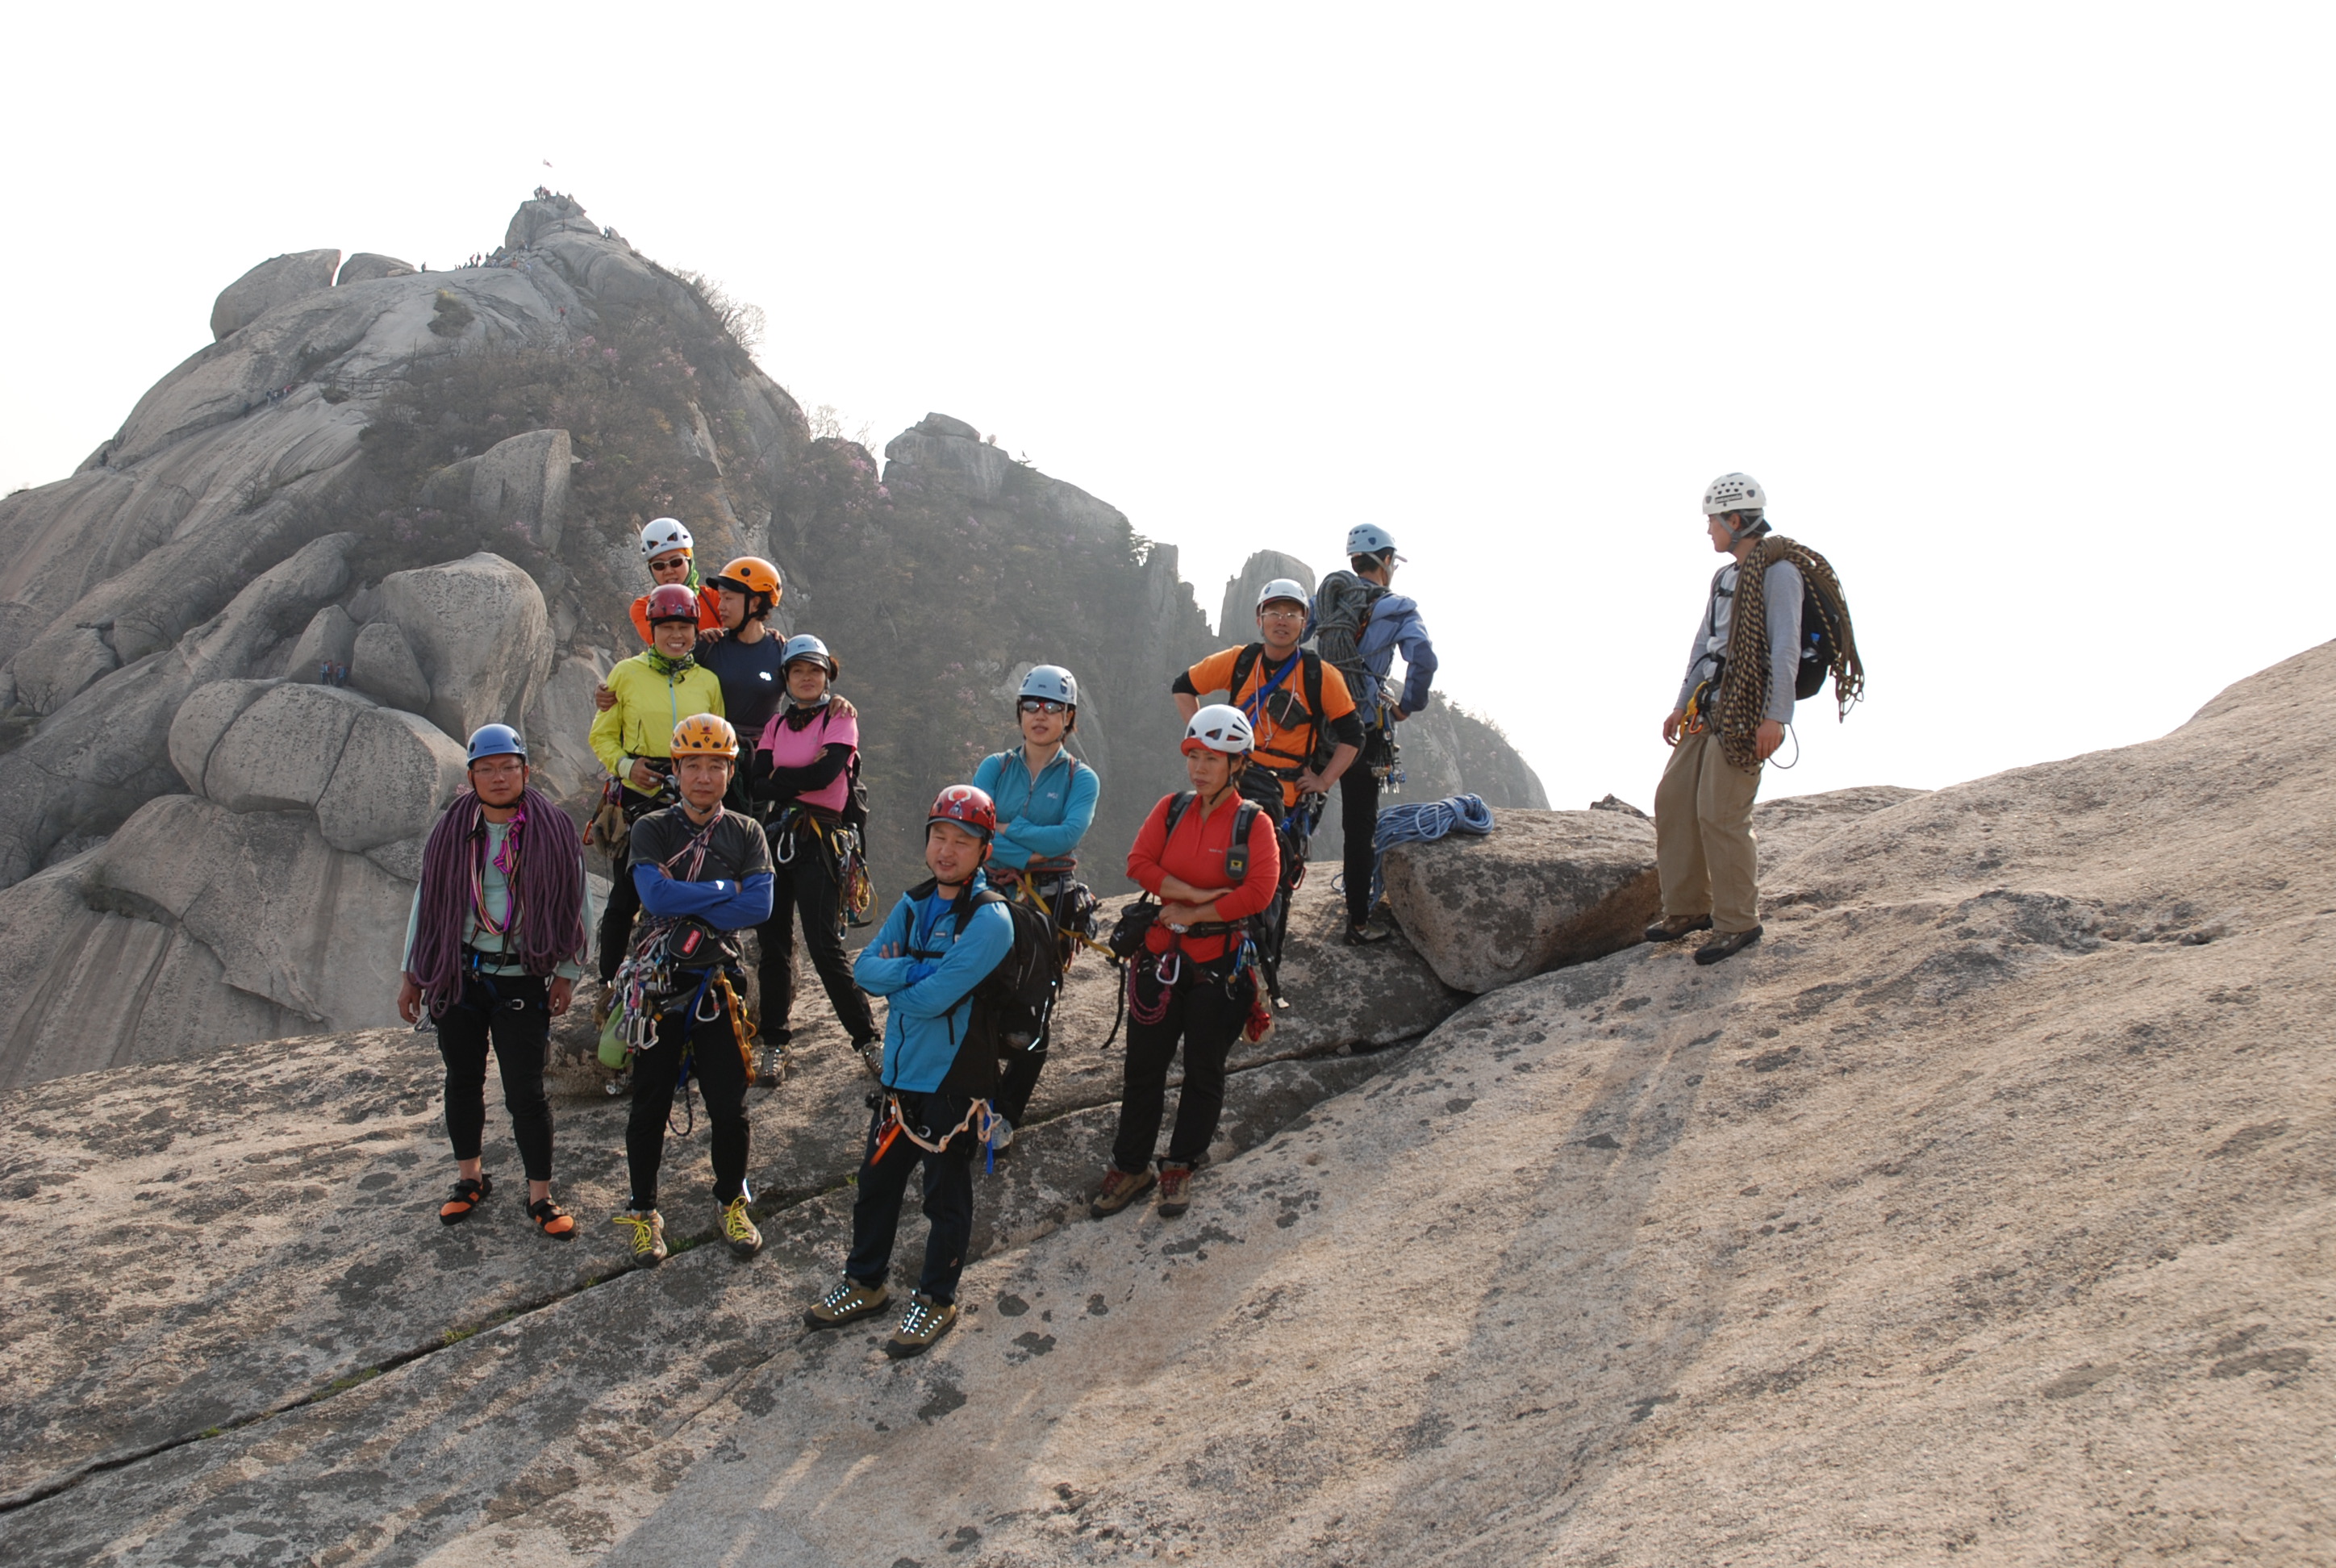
[611,714,775,1270]
[1321,525,1437,941]
[969,664,1099,1145]
[803,784,1013,1359]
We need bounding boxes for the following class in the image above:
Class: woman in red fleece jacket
[1091,704,1280,1223]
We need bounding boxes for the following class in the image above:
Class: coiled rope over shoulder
[1365,793,1495,910]
[1717,535,1864,774]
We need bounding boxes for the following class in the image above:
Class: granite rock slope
[0,640,2313,1566]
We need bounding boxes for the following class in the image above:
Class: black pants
[845,1091,977,1303]
[1111,956,1254,1173]
[1340,763,1382,928]
[624,978,750,1208]
[758,823,875,1042]
[990,871,1074,1126]
[597,838,640,986]
[437,972,553,1182]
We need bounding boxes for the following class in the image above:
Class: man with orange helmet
[589,584,724,988]
[610,714,774,1269]
[802,784,1013,1359]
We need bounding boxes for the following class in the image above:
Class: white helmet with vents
[1181,703,1255,757]
[640,517,695,559]
[1700,473,1766,516]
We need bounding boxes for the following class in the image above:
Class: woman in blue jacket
[802,785,1012,1361]
[968,665,1099,1146]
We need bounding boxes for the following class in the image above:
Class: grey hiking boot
[1645,913,1714,943]
[753,1040,787,1088]
[1695,925,1763,966]
[612,1207,666,1268]
[883,1291,958,1359]
[1089,1166,1156,1220]
[1156,1163,1194,1218]
[804,1276,890,1330]
[853,1037,884,1080]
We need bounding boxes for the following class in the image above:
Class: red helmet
[928,784,996,840]
[644,583,699,625]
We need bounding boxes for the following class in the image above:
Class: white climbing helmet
[1182,703,1255,757]
[1255,578,1310,611]
[1345,523,1398,557]
[1018,665,1078,707]
[640,517,694,560]
[1701,473,1766,516]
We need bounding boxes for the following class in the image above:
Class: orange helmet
[670,713,739,758]
[710,556,782,604]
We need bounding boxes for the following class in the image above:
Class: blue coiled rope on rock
[1352,793,1495,912]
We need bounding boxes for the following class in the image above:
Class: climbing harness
[870,1093,1002,1174]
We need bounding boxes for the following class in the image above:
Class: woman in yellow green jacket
[589,584,724,984]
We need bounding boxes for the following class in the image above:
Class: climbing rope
[1347,793,1495,912]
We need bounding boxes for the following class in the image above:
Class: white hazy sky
[5,3,2330,811]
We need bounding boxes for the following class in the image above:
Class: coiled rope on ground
[1356,793,1495,911]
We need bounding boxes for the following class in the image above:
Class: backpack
[1311,569,1391,714]
[1225,643,1332,774]
[925,888,1063,1057]
[1794,576,1840,702]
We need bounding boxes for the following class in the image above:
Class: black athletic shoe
[1694,925,1762,965]
[1344,922,1392,947]
[1645,914,1713,943]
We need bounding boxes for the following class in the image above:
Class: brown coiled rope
[1717,535,1865,772]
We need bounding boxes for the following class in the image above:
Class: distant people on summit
[1650,473,1860,966]
[970,665,1100,1151]
[1091,706,1280,1224]
[397,725,592,1241]
[589,583,724,991]
[1311,524,1437,944]
[745,632,878,1081]
[803,785,1016,1360]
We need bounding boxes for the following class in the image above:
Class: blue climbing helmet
[466,724,527,765]
[1018,664,1078,707]
[1345,523,1399,558]
[781,633,839,679]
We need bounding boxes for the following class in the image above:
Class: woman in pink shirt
[745,636,876,1074]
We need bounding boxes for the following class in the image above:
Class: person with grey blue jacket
[969,664,1099,1141]
[1650,473,1802,966]
[1324,525,1438,939]
[803,785,1014,1359]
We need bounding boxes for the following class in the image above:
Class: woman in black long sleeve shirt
[745,636,876,1078]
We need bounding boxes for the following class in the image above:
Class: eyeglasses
[1258,607,1307,621]
[1019,699,1069,715]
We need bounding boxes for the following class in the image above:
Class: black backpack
[917,886,1063,1059]
[1795,578,1840,701]
[1225,643,1332,774]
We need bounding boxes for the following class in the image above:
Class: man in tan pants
[1650,473,1802,966]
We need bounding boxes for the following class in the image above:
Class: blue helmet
[1345,523,1399,558]
[1017,665,1078,707]
[780,633,839,679]
[466,724,527,764]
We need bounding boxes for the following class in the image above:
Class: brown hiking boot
[803,1276,890,1330]
[1695,925,1763,966]
[883,1291,958,1359]
[1644,913,1714,943]
[1089,1166,1156,1220]
[1156,1164,1193,1218]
